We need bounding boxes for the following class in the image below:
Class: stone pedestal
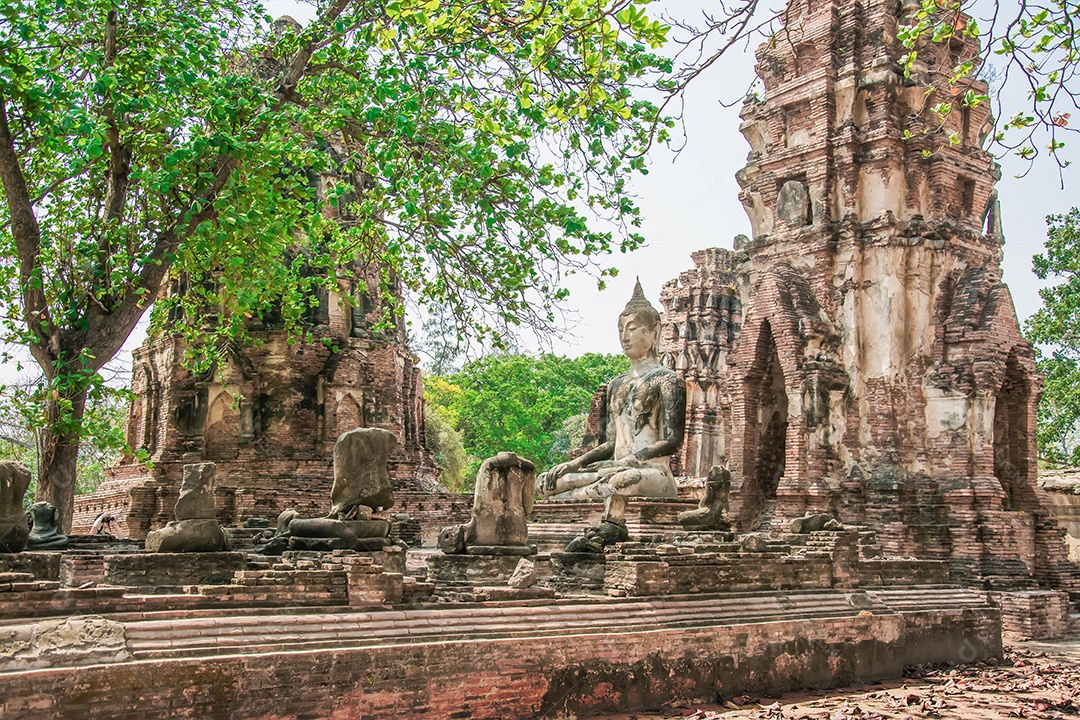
[549,552,607,594]
[286,519,391,552]
[528,498,698,549]
[425,553,527,586]
[103,552,247,591]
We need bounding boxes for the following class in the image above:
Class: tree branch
[0,92,55,365]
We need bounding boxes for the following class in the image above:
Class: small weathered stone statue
[537,280,685,501]
[678,459,732,531]
[146,462,229,552]
[0,461,32,553]
[27,502,69,550]
[256,428,397,553]
[438,452,535,555]
[790,513,843,534]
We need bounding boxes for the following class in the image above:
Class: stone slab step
[121,587,987,661]
[127,605,871,660]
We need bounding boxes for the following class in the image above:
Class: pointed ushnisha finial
[620,277,661,326]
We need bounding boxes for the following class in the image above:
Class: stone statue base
[528,498,698,550]
[288,535,390,552]
[677,511,731,532]
[288,518,390,541]
[426,553,529,586]
[460,545,536,556]
[146,519,228,553]
[256,514,392,554]
[26,535,69,551]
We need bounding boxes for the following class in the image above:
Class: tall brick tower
[660,0,1079,594]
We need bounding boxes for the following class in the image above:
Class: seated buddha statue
[537,280,685,501]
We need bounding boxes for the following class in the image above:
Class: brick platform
[528,498,699,550]
[0,587,1001,719]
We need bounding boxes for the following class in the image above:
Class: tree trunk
[35,389,87,534]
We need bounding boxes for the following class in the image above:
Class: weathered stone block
[103,552,246,589]
[426,553,524,586]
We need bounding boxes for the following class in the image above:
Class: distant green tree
[549,411,589,460]
[424,400,470,493]
[0,375,128,504]
[1026,208,1080,465]
[424,353,627,488]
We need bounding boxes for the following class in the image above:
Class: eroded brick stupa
[656,0,1080,596]
[72,185,440,538]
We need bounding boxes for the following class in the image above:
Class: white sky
[2,0,1074,385]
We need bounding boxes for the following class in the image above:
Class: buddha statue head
[618,278,662,361]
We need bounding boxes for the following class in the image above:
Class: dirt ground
[595,638,1080,720]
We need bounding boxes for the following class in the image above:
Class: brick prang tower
[659,0,1080,596]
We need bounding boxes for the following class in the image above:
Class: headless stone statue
[27,502,69,550]
[537,280,685,501]
[438,452,535,555]
[0,461,32,553]
[146,463,228,553]
[257,428,397,554]
[678,460,732,531]
[330,427,397,518]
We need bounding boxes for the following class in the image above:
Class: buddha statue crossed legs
[538,280,685,501]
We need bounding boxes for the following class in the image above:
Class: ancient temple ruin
[72,209,440,539]
[2,0,1078,717]
[658,0,1080,597]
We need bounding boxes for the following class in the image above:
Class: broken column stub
[145,463,228,553]
[0,461,32,553]
[438,452,536,555]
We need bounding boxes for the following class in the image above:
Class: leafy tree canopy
[898,0,1080,173]
[0,0,673,528]
[424,352,628,488]
[1026,208,1080,465]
